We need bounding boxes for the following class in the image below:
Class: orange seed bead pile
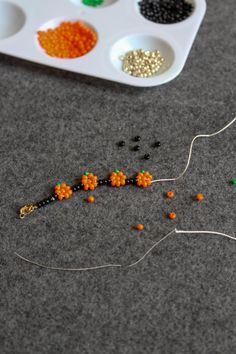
[37,21,97,58]
[54,183,73,200]
[110,170,126,187]
[82,172,98,191]
[136,170,153,188]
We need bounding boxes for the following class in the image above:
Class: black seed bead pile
[138,0,194,24]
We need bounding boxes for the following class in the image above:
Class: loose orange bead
[168,212,177,220]
[135,223,144,231]
[87,195,95,203]
[195,193,204,201]
[166,191,174,199]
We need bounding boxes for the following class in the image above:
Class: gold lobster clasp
[19,204,37,219]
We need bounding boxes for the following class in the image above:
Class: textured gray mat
[0,0,236,353]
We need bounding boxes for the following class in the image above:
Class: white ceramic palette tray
[0,0,206,87]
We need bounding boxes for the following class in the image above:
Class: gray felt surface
[0,0,236,353]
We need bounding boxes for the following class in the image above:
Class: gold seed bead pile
[121,49,164,78]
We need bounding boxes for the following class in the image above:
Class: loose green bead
[56,182,61,186]
[231,179,236,185]
[84,171,89,176]
[141,169,145,174]
[114,169,119,173]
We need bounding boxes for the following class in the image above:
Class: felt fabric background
[0,0,235,353]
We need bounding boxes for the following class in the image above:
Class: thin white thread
[175,229,236,242]
[14,229,236,272]
[14,252,122,272]
[152,117,236,183]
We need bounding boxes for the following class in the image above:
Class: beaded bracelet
[19,169,153,219]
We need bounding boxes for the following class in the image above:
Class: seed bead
[87,195,95,203]
[168,212,177,220]
[136,223,144,231]
[195,193,204,201]
[166,191,174,199]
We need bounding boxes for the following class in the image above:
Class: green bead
[141,169,145,174]
[56,182,61,186]
[114,169,119,173]
[82,0,104,6]
[231,179,236,185]
[84,171,89,176]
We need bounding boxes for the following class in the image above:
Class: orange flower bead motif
[82,172,98,191]
[54,182,73,201]
[110,169,126,187]
[136,170,153,188]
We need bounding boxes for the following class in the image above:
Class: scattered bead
[87,195,95,203]
[118,141,125,147]
[121,49,164,78]
[231,179,236,185]
[136,223,144,231]
[195,193,204,201]
[82,172,98,191]
[153,141,161,148]
[138,0,194,24]
[54,183,73,200]
[133,145,140,151]
[168,212,177,220]
[134,136,141,142]
[110,170,126,187]
[136,170,153,187]
[144,153,150,160]
[166,191,174,199]
[37,21,97,58]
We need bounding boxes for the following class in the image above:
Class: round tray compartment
[135,0,196,25]
[110,33,175,78]
[36,17,98,59]
[70,0,118,8]
[0,1,26,40]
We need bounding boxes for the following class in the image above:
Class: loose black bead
[103,179,110,185]
[153,141,161,148]
[98,179,104,186]
[118,141,125,147]
[144,153,150,160]
[134,136,141,142]
[129,178,136,184]
[133,145,140,151]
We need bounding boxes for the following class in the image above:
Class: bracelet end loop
[19,204,37,219]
